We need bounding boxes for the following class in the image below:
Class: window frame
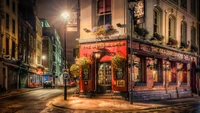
[191,26,196,46]
[153,7,162,34]
[190,0,196,15]
[168,15,176,38]
[180,21,187,43]
[96,0,112,26]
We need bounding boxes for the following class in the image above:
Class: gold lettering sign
[82,42,125,49]
[116,80,125,87]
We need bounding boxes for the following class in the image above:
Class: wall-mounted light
[116,23,122,27]
[83,28,91,33]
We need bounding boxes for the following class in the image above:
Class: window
[181,0,187,9]
[180,21,187,43]
[12,40,15,58]
[153,8,162,34]
[6,13,9,29]
[180,63,187,84]
[12,1,15,13]
[168,15,176,38]
[97,0,111,26]
[37,42,40,50]
[6,38,9,55]
[191,26,196,45]
[12,19,15,34]
[153,59,163,83]
[169,62,177,84]
[170,0,178,4]
[6,0,9,7]
[134,55,146,83]
[37,56,40,64]
[191,0,196,15]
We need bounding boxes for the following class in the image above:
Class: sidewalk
[0,87,42,99]
[52,88,200,111]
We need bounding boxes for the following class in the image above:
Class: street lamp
[128,0,137,104]
[61,11,69,100]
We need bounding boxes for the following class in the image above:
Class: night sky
[36,0,79,47]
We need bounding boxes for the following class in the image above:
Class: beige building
[77,0,199,100]
[0,0,18,90]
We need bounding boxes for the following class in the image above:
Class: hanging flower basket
[70,64,80,77]
[111,55,126,68]
[180,42,189,48]
[76,57,91,69]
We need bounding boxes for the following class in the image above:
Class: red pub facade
[76,0,200,100]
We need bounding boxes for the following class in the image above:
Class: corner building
[78,0,200,101]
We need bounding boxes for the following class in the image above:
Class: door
[97,62,112,94]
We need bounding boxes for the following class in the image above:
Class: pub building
[76,0,200,100]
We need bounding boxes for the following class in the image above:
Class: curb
[51,97,200,111]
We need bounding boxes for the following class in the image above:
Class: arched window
[168,15,176,38]
[153,7,162,34]
[180,21,187,43]
[191,26,196,45]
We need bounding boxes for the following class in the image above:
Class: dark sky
[36,0,79,40]
[36,0,79,64]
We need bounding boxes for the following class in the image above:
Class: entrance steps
[93,93,124,100]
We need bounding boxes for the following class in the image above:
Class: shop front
[79,39,128,96]
[129,40,198,100]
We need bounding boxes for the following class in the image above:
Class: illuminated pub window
[181,63,187,84]
[97,0,111,26]
[153,59,163,83]
[134,55,146,83]
[169,62,177,84]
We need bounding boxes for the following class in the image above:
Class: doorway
[97,62,112,94]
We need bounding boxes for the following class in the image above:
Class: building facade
[78,0,200,100]
[0,0,19,90]
[40,18,63,85]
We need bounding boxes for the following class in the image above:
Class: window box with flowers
[92,24,116,37]
[191,45,198,53]
[153,32,164,41]
[180,41,189,51]
[168,37,178,46]
[134,27,149,39]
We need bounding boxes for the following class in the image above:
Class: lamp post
[62,12,69,100]
[128,0,137,104]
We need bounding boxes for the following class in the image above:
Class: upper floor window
[12,19,15,34]
[170,0,178,4]
[6,0,9,7]
[168,15,176,38]
[181,0,187,9]
[191,0,196,15]
[180,21,187,43]
[12,40,15,58]
[37,42,40,50]
[97,0,111,26]
[153,7,162,34]
[191,26,196,45]
[6,37,9,55]
[12,1,15,13]
[6,13,9,29]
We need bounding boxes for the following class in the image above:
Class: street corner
[51,95,153,111]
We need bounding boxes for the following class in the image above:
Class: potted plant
[70,64,80,77]
[153,32,164,41]
[191,45,198,52]
[111,55,126,68]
